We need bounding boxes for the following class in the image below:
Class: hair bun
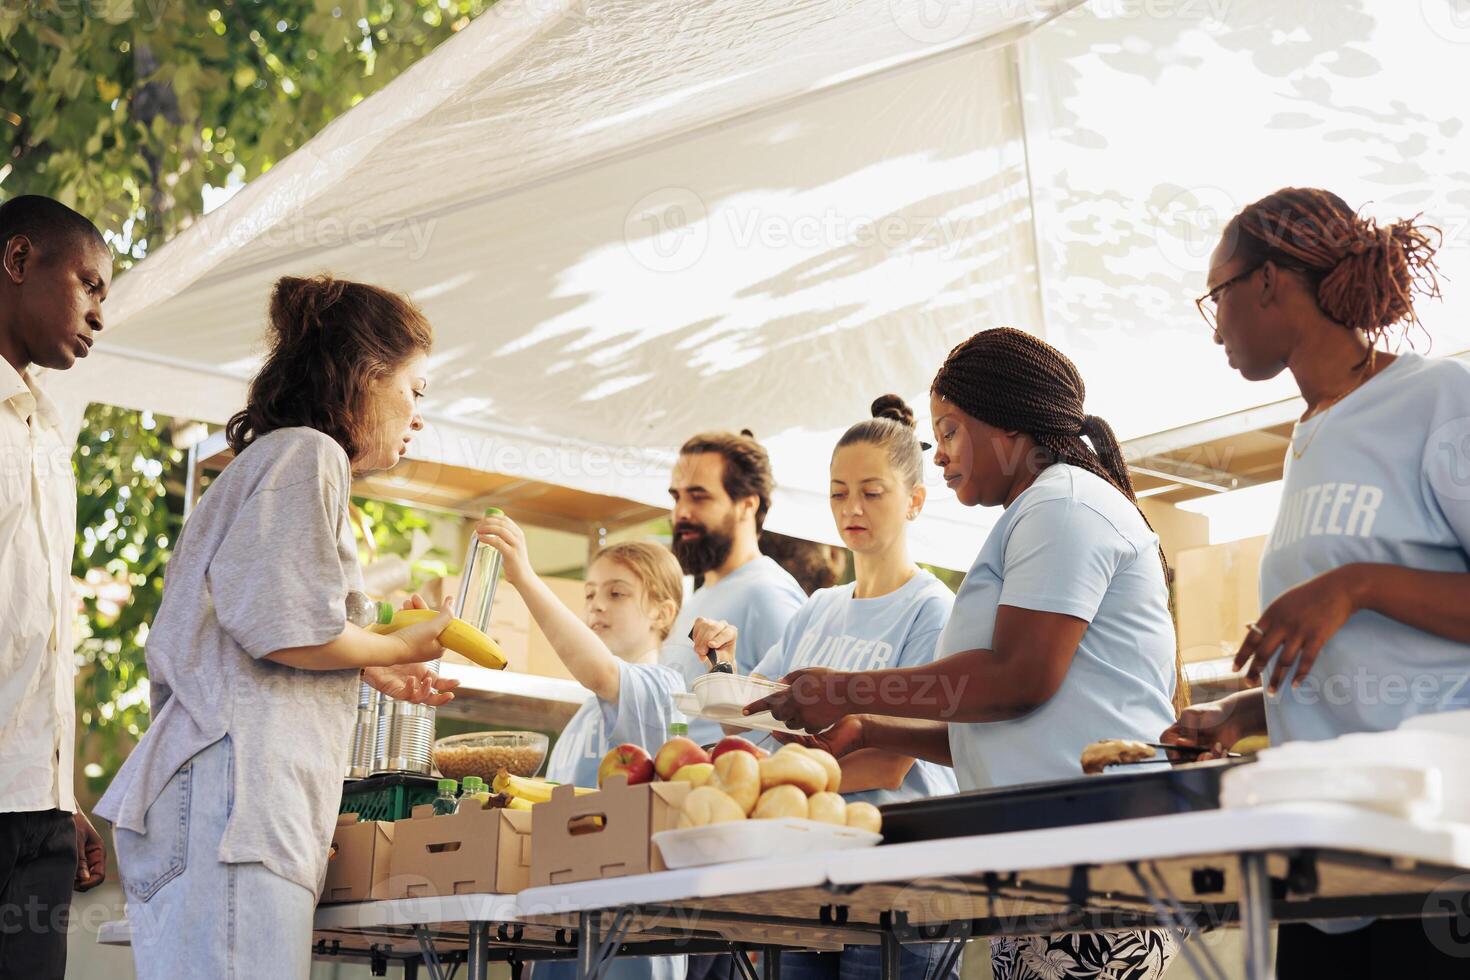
[739,428,755,438]
[870,394,915,429]
[1318,215,1441,333]
[270,274,348,345]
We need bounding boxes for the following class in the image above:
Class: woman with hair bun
[97,275,459,979]
[694,394,960,980]
[748,332,1184,980]
[1161,188,1470,977]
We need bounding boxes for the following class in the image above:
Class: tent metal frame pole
[1011,40,1048,339]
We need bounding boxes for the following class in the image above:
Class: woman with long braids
[749,328,1185,980]
[1161,188,1470,977]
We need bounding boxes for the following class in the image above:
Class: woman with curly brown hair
[96,275,460,979]
[1161,188,1470,976]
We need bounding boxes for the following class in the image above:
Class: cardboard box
[442,624,531,674]
[388,802,534,898]
[525,578,583,683]
[435,578,578,682]
[322,814,394,904]
[1175,536,1267,664]
[531,775,689,887]
[490,581,533,634]
[1137,499,1211,568]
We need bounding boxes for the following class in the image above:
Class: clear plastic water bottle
[345,591,380,629]
[456,507,505,634]
[432,779,460,816]
[457,776,488,813]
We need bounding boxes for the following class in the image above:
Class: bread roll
[807,792,847,825]
[709,750,761,815]
[1080,739,1154,775]
[845,802,882,834]
[758,752,827,796]
[803,749,842,793]
[677,786,748,829]
[752,784,809,820]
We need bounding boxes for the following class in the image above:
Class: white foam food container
[1222,762,1443,821]
[681,673,818,736]
[653,818,882,870]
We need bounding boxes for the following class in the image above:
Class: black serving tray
[878,757,1253,844]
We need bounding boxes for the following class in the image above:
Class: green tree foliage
[5,1,494,787]
[1,0,493,260]
[353,496,455,590]
[72,405,185,793]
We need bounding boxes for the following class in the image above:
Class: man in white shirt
[0,195,111,980]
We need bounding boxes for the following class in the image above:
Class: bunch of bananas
[492,771,596,808]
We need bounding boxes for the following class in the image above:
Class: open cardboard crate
[388,800,534,898]
[322,813,395,904]
[531,775,689,887]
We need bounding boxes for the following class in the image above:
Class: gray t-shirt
[97,427,363,894]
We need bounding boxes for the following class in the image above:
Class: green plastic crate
[339,773,440,823]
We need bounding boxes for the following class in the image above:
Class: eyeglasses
[1195,265,1260,331]
[1196,260,1312,331]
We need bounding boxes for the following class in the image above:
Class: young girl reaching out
[474,517,687,980]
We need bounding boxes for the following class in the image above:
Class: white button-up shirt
[0,360,77,814]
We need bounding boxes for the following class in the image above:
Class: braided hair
[932,328,1136,501]
[932,327,1189,714]
[1225,188,1441,348]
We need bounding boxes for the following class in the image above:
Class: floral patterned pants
[989,929,1179,980]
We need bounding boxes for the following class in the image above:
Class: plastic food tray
[878,758,1252,844]
[653,818,882,869]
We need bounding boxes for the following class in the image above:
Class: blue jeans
[779,942,962,980]
[113,737,317,980]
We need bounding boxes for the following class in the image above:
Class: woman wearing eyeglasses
[1162,187,1470,978]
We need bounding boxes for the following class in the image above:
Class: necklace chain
[1292,349,1378,461]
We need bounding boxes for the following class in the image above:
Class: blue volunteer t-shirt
[1261,353,1470,743]
[939,464,1179,791]
[753,572,960,806]
[661,556,806,745]
[544,659,687,789]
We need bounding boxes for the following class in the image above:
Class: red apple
[654,737,711,781]
[710,736,769,762]
[598,744,654,788]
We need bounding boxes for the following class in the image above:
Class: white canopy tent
[55,0,1470,570]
